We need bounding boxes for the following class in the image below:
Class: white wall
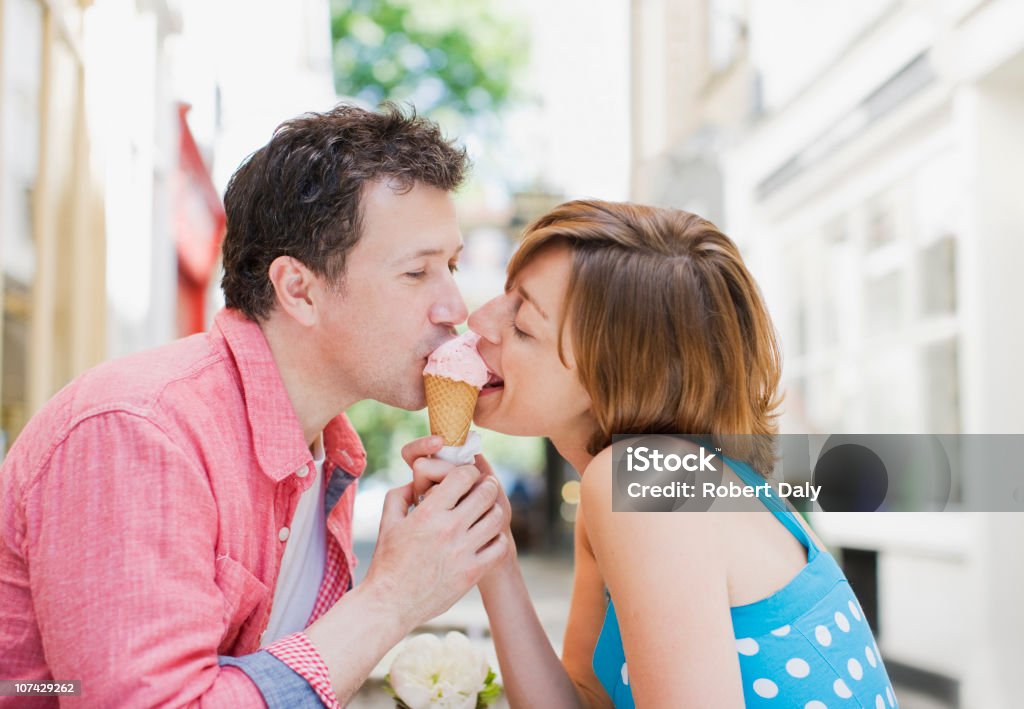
[723,2,1024,703]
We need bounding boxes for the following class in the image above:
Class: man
[0,104,509,707]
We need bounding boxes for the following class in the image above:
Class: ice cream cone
[424,374,479,447]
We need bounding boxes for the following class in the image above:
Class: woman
[406,200,897,708]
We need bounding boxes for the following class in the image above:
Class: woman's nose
[468,296,503,344]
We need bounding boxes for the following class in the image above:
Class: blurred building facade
[2,0,111,447]
[1,0,190,450]
[0,0,335,453]
[631,0,1024,706]
[630,0,757,223]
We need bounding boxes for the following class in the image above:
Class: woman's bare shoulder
[580,443,723,556]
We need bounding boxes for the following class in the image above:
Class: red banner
[174,102,225,336]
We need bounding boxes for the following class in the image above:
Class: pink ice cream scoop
[423,332,490,389]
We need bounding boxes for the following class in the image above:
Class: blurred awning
[174,102,225,335]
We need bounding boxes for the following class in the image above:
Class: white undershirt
[261,435,327,646]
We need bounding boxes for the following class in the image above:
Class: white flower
[389,631,490,709]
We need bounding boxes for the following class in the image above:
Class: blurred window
[708,0,744,73]
[924,338,960,434]
[784,240,808,356]
[866,194,896,249]
[920,235,957,317]
[865,269,904,335]
[1,0,43,450]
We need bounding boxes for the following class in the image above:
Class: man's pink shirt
[0,309,366,706]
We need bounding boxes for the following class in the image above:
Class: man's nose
[430,278,469,327]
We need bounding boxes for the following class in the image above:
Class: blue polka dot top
[592,457,900,708]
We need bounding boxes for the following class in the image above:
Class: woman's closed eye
[507,298,534,339]
[511,320,532,340]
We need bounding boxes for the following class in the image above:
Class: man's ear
[267,256,318,327]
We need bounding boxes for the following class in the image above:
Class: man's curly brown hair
[220,102,469,320]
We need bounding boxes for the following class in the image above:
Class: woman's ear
[267,255,318,327]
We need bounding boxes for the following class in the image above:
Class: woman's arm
[580,447,747,708]
[559,501,618,708]
[402,437,609,708]
[478,498,614,709]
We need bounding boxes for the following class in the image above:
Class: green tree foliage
[345,400,429,480]
[330,1,534,479]
[346,396,545,480]
[330,0,526,119]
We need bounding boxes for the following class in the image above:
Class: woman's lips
[480,372,504,396]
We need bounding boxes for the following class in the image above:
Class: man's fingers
[451,476,499,528]
[467,503,504,550]
[474,532,511,569]
[401,436,444,468]
[423,464,484,511]
[381,483,415,527]
[412,457,455,500]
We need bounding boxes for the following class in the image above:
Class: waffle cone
[424,375,479,447]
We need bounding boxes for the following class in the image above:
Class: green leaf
[383,675,413,709]
[477,671,503,708]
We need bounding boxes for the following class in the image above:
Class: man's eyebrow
[391,244,464,265]
[517,286,549,321]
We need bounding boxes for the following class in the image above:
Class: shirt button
[278,526,290,542]
[295,466,309,478]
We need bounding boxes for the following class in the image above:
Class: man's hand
[359,458,510,631]
[402,436,513,529]
[400,436,516,586]
[304,459,508,705]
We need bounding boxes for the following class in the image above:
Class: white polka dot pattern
[865,645,878,668]
[753,678,779,698]
[835,612,851,632]
[786,658,811,678]
[737,637,759,656]
[848,658,863,680]
[728,597,895,706]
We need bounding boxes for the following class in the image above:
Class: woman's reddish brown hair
[506,200,783,474]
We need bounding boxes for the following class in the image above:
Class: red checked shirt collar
[211,308,367,483]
